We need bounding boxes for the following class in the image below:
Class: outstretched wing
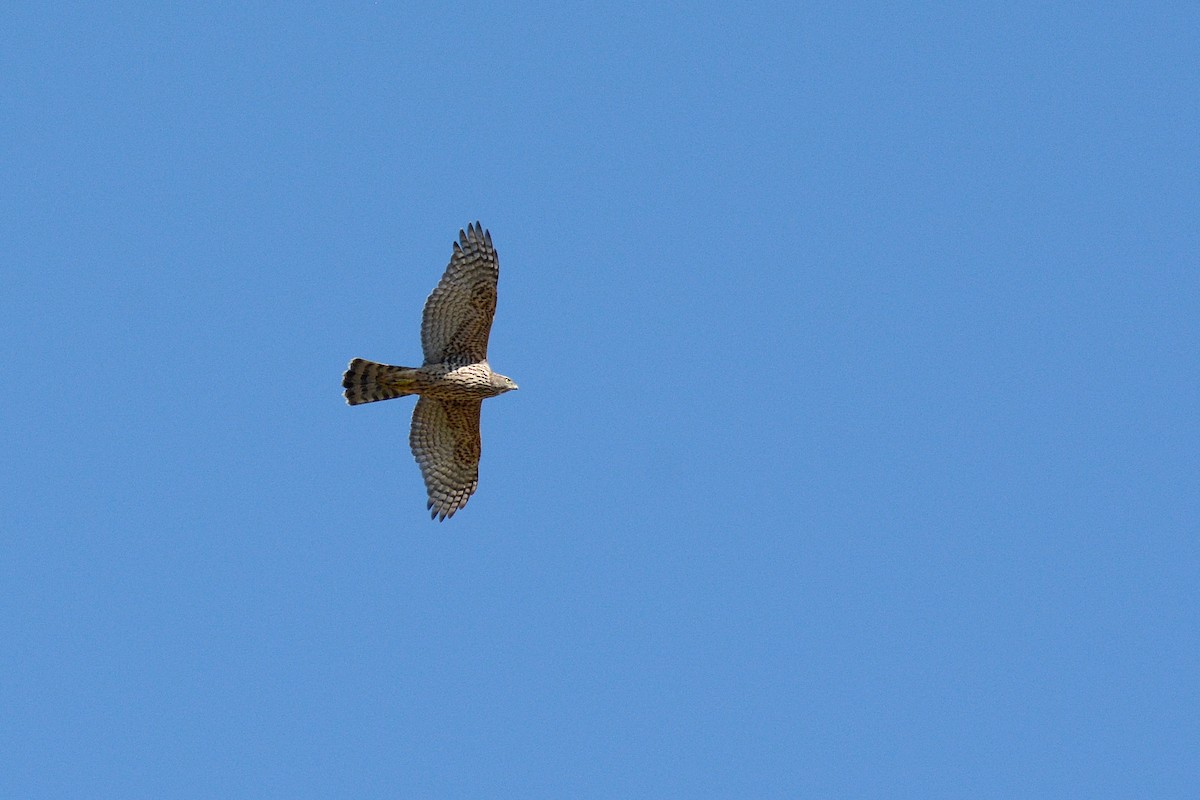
[420,222,499,366]
[409,396,484,521]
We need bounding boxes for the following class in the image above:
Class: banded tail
[343,358,420,405]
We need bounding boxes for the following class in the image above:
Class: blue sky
[2,3,1197,797]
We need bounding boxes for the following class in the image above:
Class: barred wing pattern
[410,396,484,520]
[420,222,499,366]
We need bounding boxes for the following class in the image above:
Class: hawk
[342,222,518,520]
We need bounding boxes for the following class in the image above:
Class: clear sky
[2,3,1197,797]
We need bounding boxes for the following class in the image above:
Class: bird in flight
[342,222,518,520]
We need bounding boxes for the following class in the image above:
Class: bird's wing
[420,222,499,365]
[409,396,483,521]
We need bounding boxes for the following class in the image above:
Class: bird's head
[492,373,519,394]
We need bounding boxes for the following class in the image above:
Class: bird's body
[343,360,512,403]
[342,223,517,520]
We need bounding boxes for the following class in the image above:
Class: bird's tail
[343,358,420,405]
